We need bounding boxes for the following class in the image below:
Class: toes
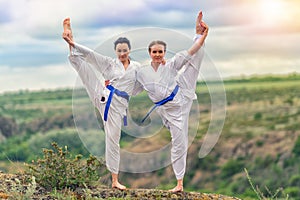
[112,183,127,190]
[168,186,183,193]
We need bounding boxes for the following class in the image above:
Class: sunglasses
[151,50,164,54]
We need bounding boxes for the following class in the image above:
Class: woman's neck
[151,61,161,72]
[122,59,130,70]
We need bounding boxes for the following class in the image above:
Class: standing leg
[168,100,192,192]
[101,105,126,190]
[168,123,187,192]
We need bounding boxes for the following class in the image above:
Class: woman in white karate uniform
[135,11,209,192]
[62,18,140,190]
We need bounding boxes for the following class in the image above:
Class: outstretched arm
[187,11,209,56]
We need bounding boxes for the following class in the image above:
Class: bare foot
[63,18,71,31]
[168,185,183,193]
[62,18,74,47]
[196,11,204,35]
[112,181,127,190]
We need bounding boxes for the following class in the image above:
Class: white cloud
[0,0,299,93]
[205,25,300,77]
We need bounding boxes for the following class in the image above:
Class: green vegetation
[26,142,104,190]
[244,168,289,200]
[0,73,300,199]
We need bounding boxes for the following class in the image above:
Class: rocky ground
[0,172,241,199]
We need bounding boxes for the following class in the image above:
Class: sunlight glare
[259,0,284,26]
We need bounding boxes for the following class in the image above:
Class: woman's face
[115,43,130,62]
[149,44,165,64]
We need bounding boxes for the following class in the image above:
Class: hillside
[0,73,300,199]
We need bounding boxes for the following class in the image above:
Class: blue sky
[0,0,299,93]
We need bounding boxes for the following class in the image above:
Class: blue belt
[141,85,179,123]
[104,85,129,126]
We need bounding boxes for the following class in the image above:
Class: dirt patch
[0,172,241,199]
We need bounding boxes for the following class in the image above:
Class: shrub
[292,136,300,156]
[220,159,244,179]
[26,128,92,162]
[244,168,289,200]
[288,174,300,187]
[254,112,262,120]
[284,187,300,198]
[26,142,105,190]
